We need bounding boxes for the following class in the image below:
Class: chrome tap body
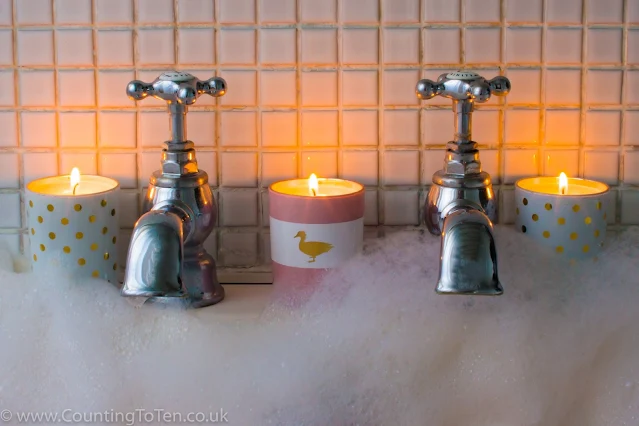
[121,71,226,308]
[416,71,510,295]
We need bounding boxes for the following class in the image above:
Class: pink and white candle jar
[269,175,365,300]
[515,173,609,259]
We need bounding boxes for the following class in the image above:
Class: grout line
[377,0,384,225]
[579,0,588,181]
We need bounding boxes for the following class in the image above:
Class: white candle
[515,173,609,259]
[26,169,120,282]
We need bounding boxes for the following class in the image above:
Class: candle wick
[561,187,565,195]
[311,188,316,197]
[72,183,79,195]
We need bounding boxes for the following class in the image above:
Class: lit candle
[515,173,609,259]
[269,174,365,303]
[26,169,120,282]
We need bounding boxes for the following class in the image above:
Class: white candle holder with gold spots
[26,176,120,283]
[515,177,609,259]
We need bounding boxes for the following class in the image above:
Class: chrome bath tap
[121,71,226,308]
[416,71,510,295]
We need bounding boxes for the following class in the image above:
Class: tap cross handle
[126,71,226,106]
[416,71,510,103]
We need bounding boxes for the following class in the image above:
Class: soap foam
[0,227,638,425]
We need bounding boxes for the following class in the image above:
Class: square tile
[506,28,541,63]
[342,151,378,186]
[472,110,499,145]
[630,0,639,23]
[301,0,336,22]
[621,191,639,225]
[422,149,446,183]
[261,28,296,64]
[624,152,639,184]
[301,111,338,147]
[545,69,581,105]
[422,109,451,145]
[60,153,97,175]
[342,0,379,22]
[545,110,580,145]
[503,149,538,183]
[584,150,619,184]
[480,149,500,182]
[139,112,169,147]
[0,112,16,147]
[219,232,258,266]
[0,30,12,66]
[0,71,13,106]
[464,0,500,22]
[55,0,91,23]
[97,31,133,66]
[498,189,515,224]
[56,30,93,66]
[196,150,217,185]
[383,70,420,106]
[423,28,460,64]
[384,28,419,64]
[17,0,51,24]
[627,71,639,105]
[302,29,337,64]
[383,0,419,23]
[260,0,295,22]
[138,0,174,23]
[543,149,579,177]
[383,191,419,225]
[21,112,56,148]
[587,0,622,23]
[99,112,136,148]
[0,0,10,25]
[178,29,214,64]
[139,152,160,186]
[23,153,55,184]
[384,110,419,146]
[220,70,257,106]
[96,0,132,23]
[261,152,297,186]
[219,0,255,23]
[138,29,175,65]
[116,191,138,228]
[18,30,53,65]
[506,69,541,104]
[343,29,378,64]
[587,29,622,64]
[59,112,96,148]
[100,153,137,189]
[301,71,337,106]
[187,111,215,146]
[342,71,378,106]
[506,0,542,22]
[0,194,20,228]
[219,29,255,65]
[546,29,582,64]
[384,150,419,185]
[343,110,378,146]
[261,70,296,106]
[59,71,95,106]
[262,111,297,147]
[465,28,500,63]
[585,111,621,146]
[587,70,622,104]
[625,111,639,146]
[302,151,337,178]
[178,0,215,23]
[98,71,135,107]
[221,191,258,226]
[220,111,257,147]
[547,0,582,23]
[221,152,257,187]
[423,0,459,22]
[0,153,18,188]
[19,71,54,106]
[505,110,540,144]
[628,31,639,64]
[364,190,379,225]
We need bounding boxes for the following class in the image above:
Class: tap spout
[121,207,191,298]
[436,207,503,295]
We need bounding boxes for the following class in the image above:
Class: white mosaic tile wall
[0,0,638,273]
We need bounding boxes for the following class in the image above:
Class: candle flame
[559,172,568,195]
[70,168,80,195]
[308,173,318,197]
